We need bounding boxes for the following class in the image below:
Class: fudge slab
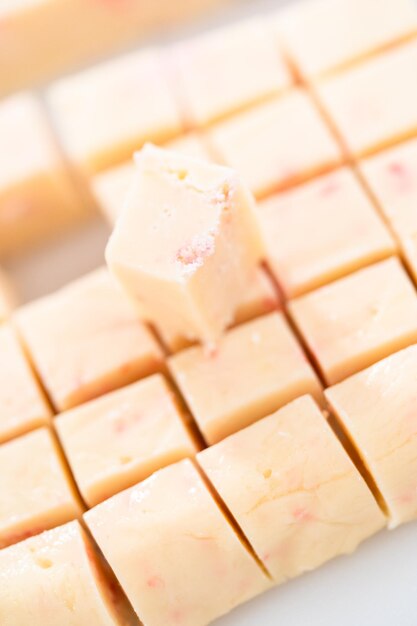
[0,520,137,626]
[277,0,417,79]
[85,459,270,626]
[326,345,417,528]
[198,395,386,582]
[360,137,417,284]
[106,145,264,345]
[289,257,417,385]
[258,167,395,297]
[57,374,198,507]
[0,324,51,444]
[172,17,292,127]
[15,268,165,411]
[208,89,343,199]
[0,427,83,549]
[168,311,322,444]
[0,92,85,256]
[48,50,183,175]
[316,39,417,158]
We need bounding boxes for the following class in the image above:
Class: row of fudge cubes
[0,393,389,626]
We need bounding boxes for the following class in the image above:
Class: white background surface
[4,1,417,624]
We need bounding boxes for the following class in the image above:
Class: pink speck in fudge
[386,161,414,194]
[319,175,340,197]
[292,506,314,522]
[176,233,215,272]
[146,574,165,589]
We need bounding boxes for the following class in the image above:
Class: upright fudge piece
[277,0,417,79]
[360,138,417,283]
[15,268,165,411]
[289,257,417,385]
[0,521,137,626]
[48,50,183,175]
[0,92,85,256]
[0,427,82,549]
[57,374,198,506]
[168,311,322,444]
[198,395,386,582]
[0,269,16,321]
[326,346,417,528]
[85,459,270,626]
[258,167,395,297]
[106,145,264,345]
[0,324,51,444]
[316,40,417,158]
[208,90,343,199]
[173,18,292,127]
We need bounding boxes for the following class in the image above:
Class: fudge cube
[0,427,83,549]
[316,39,417,158]
[360,138,417,283]
[0,269,16,322]
[277,0,417,79]
[172,17,292,127]
[258,167,396,297]
[0,521,136,626]
[106,145,264,345]
[0,92,85,256]
[15,268,165,411]
[168,311,322,444]
[57,374,198,506]
[48,49,183,175]
[198,395,386,582]
[0,324,51,444]
[326,346,417,528]
[208,89,343,199]
[289,257,417,385]
[85,459,270,626]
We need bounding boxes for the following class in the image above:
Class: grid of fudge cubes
[2,0,417,624]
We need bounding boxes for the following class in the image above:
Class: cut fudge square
[326,345,417,528]
[0,92,85,256]
[47,49,183,174]
[360,138,417,283]
[168,311,322,444]
[0,324,52,445]
[106,145,264,345]
[0,427,83,549]
[208,89,343,199]
[56,374,198,507]
[0,268,16,322]
[85,459,270,626]
[316,39,417,158]
[289,257,417,385]
[172,17,292,127]
[258,167,396,297]
[15,268,165,411]
[198,395,386,583]
[0,521,135,626]
[277,0,417,80]
[92,132,212,225]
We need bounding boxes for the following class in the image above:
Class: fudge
[172,17,292,127]
[0,92,85,256]
[168,311,322,444]
[289,257,417,385]
[0,269,16,322]
[208,89,343,199]
[360,138,417,283]
[106,145,264,345]
[277,0,417,79]
[85,459,270,626]
[0,427,83,549]
[0,520,137,626]
[0,324,51,444]
[57,374,198,506]
[48,50,183,175]
[92,133,212,225]
[15,268,165,411]
[316,39,417,158]
[258,167,395,297]
[198,395,386,582]
[326,345,417,528]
